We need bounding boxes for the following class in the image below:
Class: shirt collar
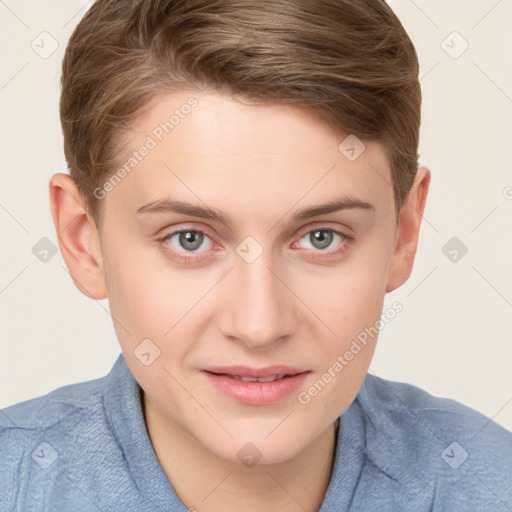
[353,373,444,498]
[103,354,442,510]
[103,353,189,511]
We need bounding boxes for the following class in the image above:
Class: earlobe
[385,166,431,293]
[49,173,108,299]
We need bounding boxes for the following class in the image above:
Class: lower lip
[201,371,310,405]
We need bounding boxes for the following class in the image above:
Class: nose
[217,248,297,350]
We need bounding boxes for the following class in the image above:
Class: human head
[58,0,422,229]
[50,0,430,467]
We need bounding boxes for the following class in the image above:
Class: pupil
[312,230,332,249]
[181,231,203,250]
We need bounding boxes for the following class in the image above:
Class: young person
[1,1,511,510]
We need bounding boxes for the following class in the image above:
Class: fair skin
[49,90,430,511]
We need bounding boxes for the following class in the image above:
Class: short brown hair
[60,0,421,228]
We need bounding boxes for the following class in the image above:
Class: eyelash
[157,226,353,263]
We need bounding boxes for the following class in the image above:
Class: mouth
[202,365,307,378]
[206,372,294,383]
[200,366,310,405]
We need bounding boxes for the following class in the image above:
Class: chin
[200,426,309,467]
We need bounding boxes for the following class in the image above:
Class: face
[79,90,404,464]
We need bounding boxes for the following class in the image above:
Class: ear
[386,166,431,293]
[49,173,107,299]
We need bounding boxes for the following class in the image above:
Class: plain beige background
[0,0,511,431]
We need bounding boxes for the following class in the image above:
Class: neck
[143,393,340,512]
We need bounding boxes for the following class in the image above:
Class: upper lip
[202,365,309,378]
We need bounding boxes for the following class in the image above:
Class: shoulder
[0,374,106,431]
[355,373,512,510]
[0,355,159,511]
[0,373,110,509]
[362,373,512,447]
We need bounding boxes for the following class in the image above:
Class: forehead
[125,90,376,158]
[110,90,394,219]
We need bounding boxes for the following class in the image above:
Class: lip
[201,365,308,378]
[201,368,310,406]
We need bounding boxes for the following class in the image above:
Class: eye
[158,226,353,264]
[295,228,351,258]
[159,228,213,262]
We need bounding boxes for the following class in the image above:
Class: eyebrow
[135,196,374,227]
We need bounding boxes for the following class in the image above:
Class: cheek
[299,247,389,339]
[103,225,391,359]
[102,241,180,340]
[301,276,383,417]
[296,240,389,401]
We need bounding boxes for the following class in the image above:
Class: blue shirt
[1,353,511,511]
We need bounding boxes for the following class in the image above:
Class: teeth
[231,374,287,382]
